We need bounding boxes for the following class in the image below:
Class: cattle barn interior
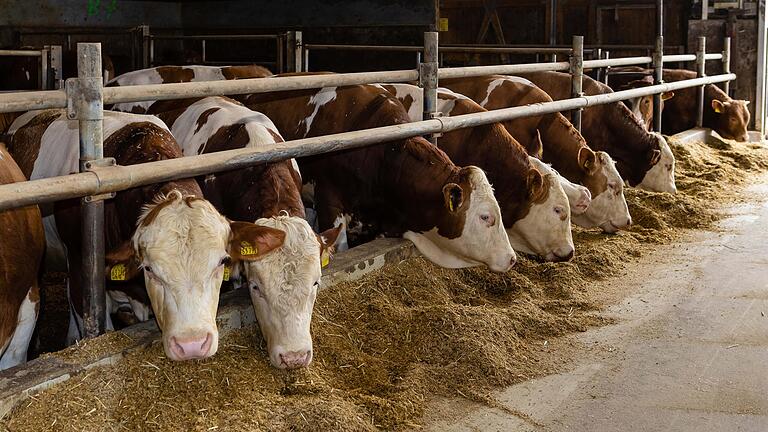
[0,0,767,430]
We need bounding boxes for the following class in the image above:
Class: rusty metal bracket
[65,77,104,121]
[82,157,116,203]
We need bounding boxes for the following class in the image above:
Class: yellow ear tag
[110,264,127,281]
[321,250,330,268]
[448,200,454,212]
[240,241,258,257]
[222,264,231,281]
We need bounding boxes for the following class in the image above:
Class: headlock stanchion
[0,36,739,337]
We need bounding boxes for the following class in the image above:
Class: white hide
[507,174,575,262]
[528,157,591,216]
[637,133,677,194]
[0,287,39,370]
[241,215,324,369]
[572,152,633,233]
[404,167,516,273]
[300,87,338,137]
[133,191,231,361]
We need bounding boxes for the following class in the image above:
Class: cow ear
[712,99,725,113]
[527,169,547,202]
[662,91,675,101]
[229,221,286,262]
[317,225,343,268]
[649,149,662,165]
[442,183,464,213]
[577,147,599,174]
[105,241,142,282]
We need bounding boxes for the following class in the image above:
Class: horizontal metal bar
[663,54,697,62]
[150,34,280,41]
[0,50,43,57]
[305,44,422,52]
[583,56,653,68]
[305,44,581,55]
[0,89,67,112]
[704,53,723,60]
[0,73,735,211]
[102,70,419,105]
[437,62,571,79]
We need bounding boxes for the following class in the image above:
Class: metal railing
[0,32,735,337]
[0,46,63,90]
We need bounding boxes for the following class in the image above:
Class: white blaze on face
[508,174,575,262]
[241,215,322,370]
[405,167,516,273]
[527,157,591,215]
[133,192,231,361]
[638,133,677,194]
[572,152,633,233]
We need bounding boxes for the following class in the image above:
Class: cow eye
[143,266,153,274]
[479,214,495,226]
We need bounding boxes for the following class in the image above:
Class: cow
[6,109,283,361]
[410,78,632,233]
[240,84,517,271]
[608,67,750,141]
[611,75,675,131]
[380,83,576,260]
[0,145,45,370]
[518,71,677,194]
[107,65,273,113]
[151,96,342,369]
[527,156,592,216]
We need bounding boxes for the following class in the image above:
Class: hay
[5,137,768,432]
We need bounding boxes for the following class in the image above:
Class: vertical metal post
[549,0,557,47]
[140,25,150,69]
[653,35,664,132]
[603,50,611,84]
[72,43,106,338]
[570,35,584,131]
[702,0,709,20]
[286,31,303,73]
[276,35,284,73]
[201,39,207,63]
[420,31,439,143]
[416,51,422,69]
[39,48,49,90]
[695,36,706,128]
[757,0,767,134]
[48,45,63,89]
[303,48,309,72]
[722,36,731,95]
[595,48,603,82]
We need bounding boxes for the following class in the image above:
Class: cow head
[404,166,516,273]
[572,150,632,233]
[621,78,674,131]
[527,156,591,215]
[507,169,575,262]
[637,133,677,194]
[712,99,750,142]
[106,190,284,361]
[239,215,341,370]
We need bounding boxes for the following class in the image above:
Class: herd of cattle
[0,61,751,371]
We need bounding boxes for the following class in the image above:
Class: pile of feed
[5,137,768,431]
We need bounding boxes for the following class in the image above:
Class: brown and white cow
[107,65,273,113]
[612,75,675,131]
[382,83,576,260]
[519,71,677,195]
[6,110,279,361]
[434,77,632,232]
[151,96,341,369]
[0,145,45,370]
[240,84,516,272]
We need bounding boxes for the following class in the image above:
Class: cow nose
[626,216,633,227]
[170,333,213,360]
[555,248,575,262]
[279,350,312,369]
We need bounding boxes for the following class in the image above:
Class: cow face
[404,167,516,273]
[240,215,341,370]
[622,78,674,131]
[508,171,575,262]
[573,152,632,233]
[528,157,591,215]
[712,99,750,142]
[637,133,677,194]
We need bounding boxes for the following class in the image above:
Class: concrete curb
[670,127,765,146]
[0,237,417,419]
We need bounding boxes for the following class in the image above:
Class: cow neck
[103,122,202,250]
[600,101,657,184]
[537,113,590,183]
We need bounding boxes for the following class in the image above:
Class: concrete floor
[425,183,768,432]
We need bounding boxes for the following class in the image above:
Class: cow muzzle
[275,348,313,369]
[167,332,215,361]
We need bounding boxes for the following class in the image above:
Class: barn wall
[0,0,182,29]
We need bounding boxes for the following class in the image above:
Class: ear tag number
[110,264,127,281]
[223,264,231,281]
[240,241,258,256]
